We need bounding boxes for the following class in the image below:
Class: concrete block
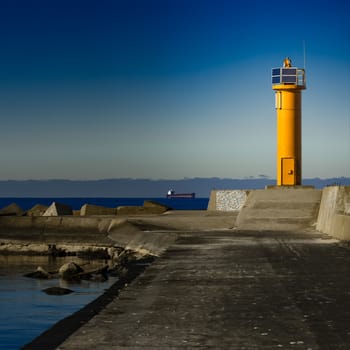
[316,187,338,233]
[26,204,48,216]
[42,202,73,216]
[236,188,322,231]
[316,186,350,240]
[330,214,350,240]
[117,201,170,216]
[117,206,147,215]
[0,203,24,216]
[208,190,248,211]
[80,204,117,216]
[143,201,171,214]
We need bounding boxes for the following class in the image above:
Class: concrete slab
[0,203,24,216]
[316,186,350,239]
[236,188,321,231]
[80,204,117,216]
[43,202,73,216]
[208,190,249,211]
[30,229,350,350]
[26,204,49,216]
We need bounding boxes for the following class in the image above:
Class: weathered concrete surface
[0,216,119,256]
[236,188,321,231]
[0,211,237,256]
[128,210,238,231]
[329,214,350,240]
[80,204,117,216]
[207,190,249,211]
[0,216,171,257]
[116,202,169,215]
[316,186,350,240]
[43,202,73,216]
[26,203,49,216]
[0,202,24,216]
[52,229,350,350]
[2,209,349,348]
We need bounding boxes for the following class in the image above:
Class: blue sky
[0,0,349,180]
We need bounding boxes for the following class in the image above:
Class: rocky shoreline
[21,252,155,350]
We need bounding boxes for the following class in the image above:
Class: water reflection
[0,256,118,350]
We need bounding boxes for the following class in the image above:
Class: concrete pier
[33,228,350,350]
[3,186,349,349]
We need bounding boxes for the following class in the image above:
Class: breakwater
[0,186,349,349]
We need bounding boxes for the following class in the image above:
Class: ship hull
[166,193,195,199]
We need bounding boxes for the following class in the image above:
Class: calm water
[0,256,118,350]
[0,197,209,211]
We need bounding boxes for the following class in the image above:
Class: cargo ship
[166,189,195,199]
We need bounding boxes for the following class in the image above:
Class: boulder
[89,272,108,282]
[24,266,51,279]
[0,203,24,216]
[26,204,48,216]
[80,203,117,216]
[42,287,74,295]
[42,202,73,216]
[58,262,83,280]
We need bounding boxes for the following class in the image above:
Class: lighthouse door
[281,158,296,185]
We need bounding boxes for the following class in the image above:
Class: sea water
[0,197,209,211]
[0,256,118,349]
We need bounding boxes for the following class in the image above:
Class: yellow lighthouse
[272,58,306,186]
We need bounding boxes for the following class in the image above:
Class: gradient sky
[0,0,349,180]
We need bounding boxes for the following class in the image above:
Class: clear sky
[0,0,349,180]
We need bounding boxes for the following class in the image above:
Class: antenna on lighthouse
[303,40,306,69]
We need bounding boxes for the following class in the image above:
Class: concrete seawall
[0,186,349,260]
[0,211,238,257]
[2,188,350,349]
[0,216,177,257]
[210,186,349,240]
[316,186,350,240]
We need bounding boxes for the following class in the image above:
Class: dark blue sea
[0,197,209,211]
[0,256,119,350]
[0,197,208,349]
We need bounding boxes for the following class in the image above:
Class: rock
[74,265,109,281]
[48,244,66,257]
[90,273,108,282]
[24,266,51,279]
[77,248,110,259]
[42,287,74,295]
[80,203,117,216]
[58,262,84,280]
[0,203,24,216]
[26,204,48,216]
[42,202,73,216]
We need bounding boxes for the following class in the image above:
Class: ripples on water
[0,256,118,349]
